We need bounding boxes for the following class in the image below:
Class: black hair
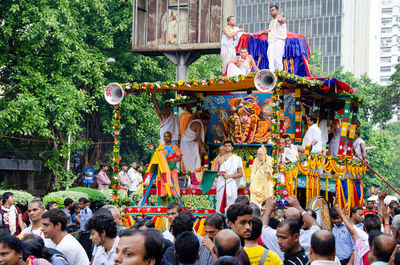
[0,234,23,253]
[167,202,182,212]
[204,213,224,229]
[250,202,261,218]
[120,229,164,265]
[33,195,43,201]
[2,192,13,204]
[100,163,108,169]
[373,234,396,262]
[310,231,336,257]
[46,201,58,210]
[269,217,280,230]
[175,231,199,264]
[240,47,248,52]
[389,201,399,209]
[227,16,234,23]
[282,134,291,139]
[42,209,68,231]
[308,114,319,123]
[249,217,262,241]
[350,206,363,217]
[214,256,241,265]
[179,211,194,222]
[365,215,382,233]
[64,198,73,207]
[355,129,361,137]
[223,140,234,147]
[130,160,137,165]
[368,229,383,247]
[216,213,228,229]
[86,213,117,238]
[234,196,249,205]
[394,206,400,216]
[21,234,52,261]
[200,112,211,121]
[120,162,127,168]
[79,197,90,204]
[277,218,300,236]
[227,203,253,224]
[329,208,340,219]
[305,208,317,220]
[394,251,400,265]
[132,218,155,230]
[171,213,193,237]
[269,5,279,10]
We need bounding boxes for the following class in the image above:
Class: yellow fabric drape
[250,155,273,205]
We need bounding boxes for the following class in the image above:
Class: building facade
[234,0,380,81]
[379,0,400,85]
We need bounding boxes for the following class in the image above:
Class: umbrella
[367,195,399,205]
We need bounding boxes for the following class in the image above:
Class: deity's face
[240,112,250,123]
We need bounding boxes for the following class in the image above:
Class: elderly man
[309,230,336,265]
[214,229,242,258]
[152,93,180,144]
[250,145,273,206]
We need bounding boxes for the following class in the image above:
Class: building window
[382,8,393,15]
[380,66,392,72]
[380,76,390,83]
[382,18,392,26]
[381,47,392,53]
[381,57,392,64]
[381,28,392,34]
[381,38,392,46]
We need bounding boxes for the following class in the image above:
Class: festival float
[105,32,367,232]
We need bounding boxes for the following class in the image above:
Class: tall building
[234,0,380,80]
[379,0,400,85]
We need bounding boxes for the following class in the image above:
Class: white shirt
[302,124,323,153]
[21,226,55,248]
[268,17,287,43]
[55,234,89,265]
[92,237,120,265]
[284,146,298,163]
[127,168,142,192]
[163,229,174,242]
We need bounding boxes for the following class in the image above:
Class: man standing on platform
[221,16,243,76]
[152,93,180,144]
[162,131,181,198]
[213,141,245,213]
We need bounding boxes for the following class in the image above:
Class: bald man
[214,229,242,258]
[369,234,396,265]
[310,230,336,265]
[261,196,320,260]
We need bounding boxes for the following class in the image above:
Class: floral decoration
[111,104,121,205]
[270,87,280,197]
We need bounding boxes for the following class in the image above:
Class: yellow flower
[113,148,118,153]
[176,96,181,100]
[240,75,245,80]
[177,80,184,86]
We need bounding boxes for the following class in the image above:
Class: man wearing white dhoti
[213,141,245,214]
[283,134,298,162]
[298,114,322,154]
[152,93,180,144]
[221,16,243,76]
[226,47,259,77]
[181,112,211,174]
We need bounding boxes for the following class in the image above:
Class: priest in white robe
[152,93,180,144]
[297,114,322,154]
[213,141,245,213]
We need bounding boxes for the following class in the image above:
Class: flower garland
[111,105,121,205]
[270,86,281,197]
[169,95,191,105]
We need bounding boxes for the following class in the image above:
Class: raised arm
[151,93,163,120]
[333,198,359,244]
[261,196,277,226]
[192,122,206,155]
[286,196,317,227]
[378,189,391,234]
[223,27,243,38]
[249,55,260,72]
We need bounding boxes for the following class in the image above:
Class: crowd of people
[1,189,400,265]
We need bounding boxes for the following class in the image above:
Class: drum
[307,196,332,231]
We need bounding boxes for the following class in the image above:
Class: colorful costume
[161,142,181,197]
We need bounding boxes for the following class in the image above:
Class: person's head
[166,202,182,224]
[72,203,80,214]
[148,143,155,151]
[350,206,364,224]
[306,208,317,220]
[368,230,383,247]
[103,205,122,225]
[0,195,2,207]
[239,47,248,58]
[171,212,193,238]
[86,213,118,247]
[200,112,211,126]
[2,192,14,206]
[223,140,234,153]
[302,208,317,229]
[63,198,74,209]
[365,214,381,234]
[227,16,235,26]
[214,229,242,258]
[219,145,226,156]
[130,161,137,169]
[78,197,90,209]
[204,214,225,240]
[27,200,45,224]
[21,234,47,261]
[391,215,400,242]
[250,202,261,218]
[33,195,43,201]
[256,147,265,162]
[226,203,253,240]
[214,256,241,265]
[115,229,164,265]
[174,231,199,264]
[132,219,155,230]
[282,134,291,146]
[389,201,400,215]
[329,208,342,227]
[269,5,279,18]
[120,162,128,172]
[284,207,301,223]
[371,234,397,263]
[163,131,172,144]
[277,219,301,254]
[307,114,318,125]
[137,165,143,173]
[0,235,24,265]
[248,217,262,242]
[41,209,68,240]
[164,102,172,116]
[354,129,361,139]
[310,230,336,262]
[234,196,249,205]
[279,138,286,151]
[100,163,109,172]
[46,201,58,210]
[366,200,375,210]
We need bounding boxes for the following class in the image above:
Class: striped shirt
[283,248,310,265]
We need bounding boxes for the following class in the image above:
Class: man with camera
[261,196,320,260]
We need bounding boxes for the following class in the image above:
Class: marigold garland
[111,105,121,205]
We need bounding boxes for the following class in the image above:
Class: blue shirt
[80,206,93,232]
[356,222,364,230]
[332,222,354,260]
